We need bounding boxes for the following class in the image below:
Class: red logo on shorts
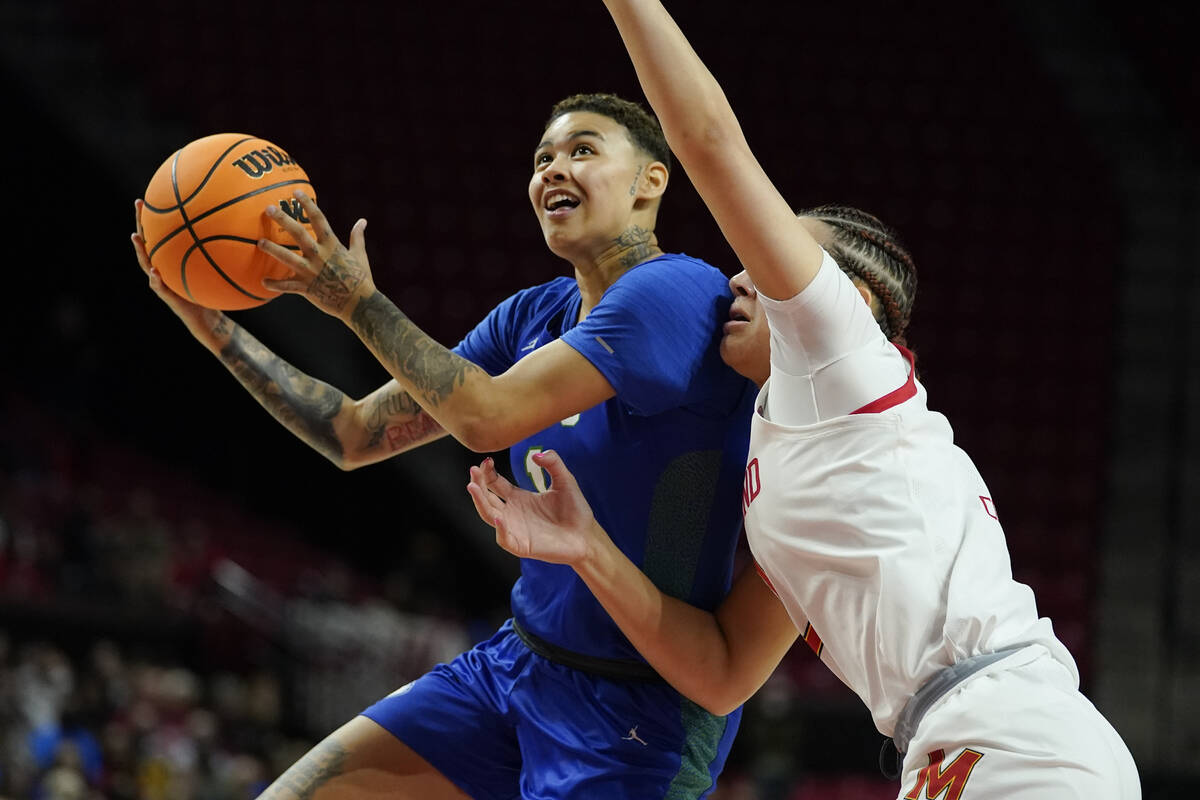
[903,748,983,800]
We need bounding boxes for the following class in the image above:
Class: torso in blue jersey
[454,253,755,661]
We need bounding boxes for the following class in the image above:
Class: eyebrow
[535,130,606,151]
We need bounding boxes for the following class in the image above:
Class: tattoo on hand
[309,248,366,312]
[350,291,486,408]
[220,328,346,464]
[263,738,347,799]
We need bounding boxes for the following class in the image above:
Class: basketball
[141,133,317,310]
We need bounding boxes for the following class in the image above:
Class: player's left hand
[467,451,600,567]
[258,190,376,321]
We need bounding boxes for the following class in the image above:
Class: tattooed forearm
[262,738,348,799]
[350,291,487,409]
[219,328,347,464]
[364,386,446,450]
[384,412,444,452]
[614,225,661,269]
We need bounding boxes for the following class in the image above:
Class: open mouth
[544,191,581,214]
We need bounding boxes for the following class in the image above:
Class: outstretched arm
[467,452,798,715]
[132,200,446,469]
[602,0,823,301]
[258,194,615,453]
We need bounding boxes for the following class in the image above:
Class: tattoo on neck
[219,328,345,464]
[613,225,661,269]
[350,291,485,408]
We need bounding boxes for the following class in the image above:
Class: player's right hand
[132,199,231,345]
[467,452,601,567]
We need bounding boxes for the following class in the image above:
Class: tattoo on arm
[350,291,487,409]
[219,328,346,464]
[362,386,444,451]
[263,738,348,800]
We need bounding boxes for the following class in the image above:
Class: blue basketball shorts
[361,619,741,800]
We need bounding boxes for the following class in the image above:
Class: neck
[572,224,663,317]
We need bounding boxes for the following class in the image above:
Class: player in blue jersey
[131,92,755,798]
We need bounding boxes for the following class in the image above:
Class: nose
[541,152,568,184]
[729,270,756,297]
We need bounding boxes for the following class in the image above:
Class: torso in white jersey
[741,249,1077,736]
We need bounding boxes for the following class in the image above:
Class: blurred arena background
[0,0,1197,797]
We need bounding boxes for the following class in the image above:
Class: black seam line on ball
[147,178,313,261]
[142,136,255,214]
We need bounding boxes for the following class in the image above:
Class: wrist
[198,311,235,351]
[574,517,613,576]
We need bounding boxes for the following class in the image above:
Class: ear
[637,161,669,202]
[855,281,873,309]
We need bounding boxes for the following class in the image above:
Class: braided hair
[799,205,917,345]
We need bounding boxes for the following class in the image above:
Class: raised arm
[258,194,616,453]
[132,201,446,470]
[467,452,798,715]
[602,0,822,301]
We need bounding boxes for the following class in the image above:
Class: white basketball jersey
[743,251,1078,737]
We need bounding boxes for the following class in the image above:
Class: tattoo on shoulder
[263,738,348,799]
[350,291,486,409]
[220,328,346,463]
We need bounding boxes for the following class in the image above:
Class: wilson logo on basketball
[278,199,311,224]
[231,146,299,179]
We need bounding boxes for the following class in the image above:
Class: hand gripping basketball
[258,191,376,320]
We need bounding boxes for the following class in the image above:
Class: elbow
[670,105,742,160]
[455,416,513,454]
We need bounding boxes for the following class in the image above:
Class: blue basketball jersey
[455,253,755,661]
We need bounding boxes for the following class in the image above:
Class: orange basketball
[141,133,317,310]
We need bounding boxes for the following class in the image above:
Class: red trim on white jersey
[850,344,917,415]
[754,561,779,596]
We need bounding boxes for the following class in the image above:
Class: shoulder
[610,253,731,298]
[495,276,577,315]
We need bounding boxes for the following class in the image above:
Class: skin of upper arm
[464,339,616,452]
[710,566,800,712]
[682,139,824,302]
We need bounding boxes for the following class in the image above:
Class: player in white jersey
[465,1,1141,797]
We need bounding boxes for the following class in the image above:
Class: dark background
[1,1,1197,797]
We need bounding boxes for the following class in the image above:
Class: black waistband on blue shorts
[511,618,664,684]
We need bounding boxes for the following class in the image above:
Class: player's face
[719,217,840,386]
[530,112,649,259]
[720,270,771,387]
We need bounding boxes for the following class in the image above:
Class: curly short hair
[799,205,918,344]
[547,93,672,174]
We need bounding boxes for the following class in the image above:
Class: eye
[534,152,553,167]
[572,143,595,157]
